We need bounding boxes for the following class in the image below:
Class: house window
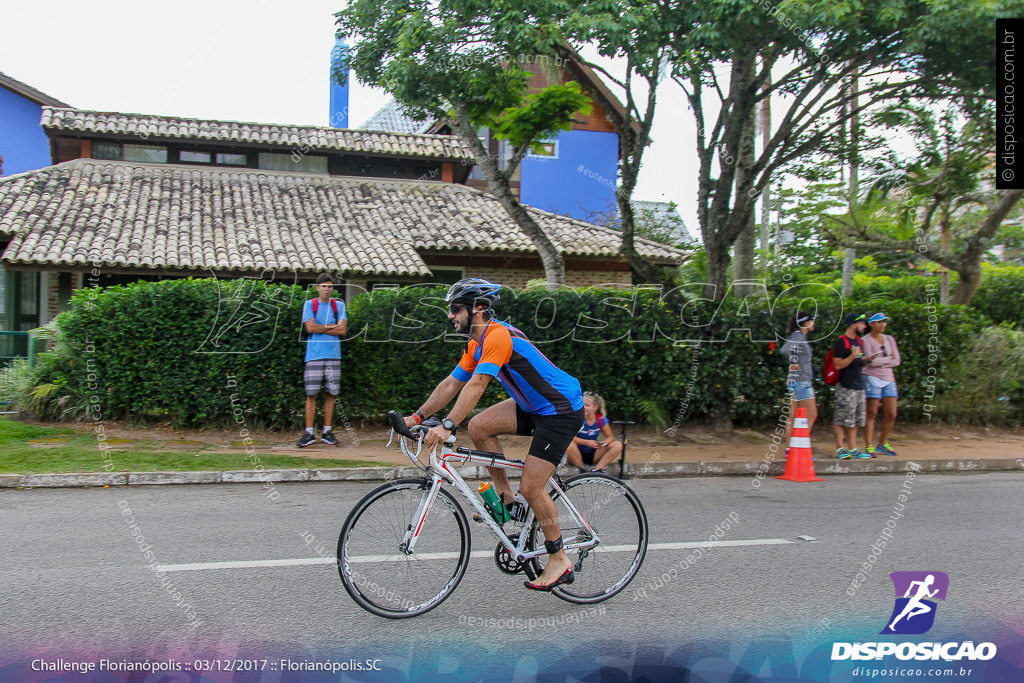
[216,153,248,166]
[123,144,168,163]
[528,139,559,159]
[258,152,328,173]
[93,142,122,160]
[180,150,212,163]
[427,267,464,286]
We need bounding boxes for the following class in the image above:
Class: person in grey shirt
[780,312,818,453]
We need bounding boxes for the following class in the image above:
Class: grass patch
[0,417,379,474]
[0,449,380,474]
[0,418,77,443]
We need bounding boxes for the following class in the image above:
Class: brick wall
[42,271,85,325]
[466,267,630,289]
[45,272,59,323]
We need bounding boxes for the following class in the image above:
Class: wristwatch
[441,418,458,434]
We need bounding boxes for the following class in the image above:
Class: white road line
[158,538,795,572]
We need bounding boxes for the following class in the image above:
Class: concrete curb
[3,458,1023,488]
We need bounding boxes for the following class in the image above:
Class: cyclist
[405,278,585,591]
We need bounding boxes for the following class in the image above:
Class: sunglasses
[449,303,467,315]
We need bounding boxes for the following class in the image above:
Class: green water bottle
[478,482,510,524]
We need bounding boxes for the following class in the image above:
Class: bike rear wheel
[524,473,648,604]
[338,479,470,618]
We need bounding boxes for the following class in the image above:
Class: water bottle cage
[544,536,563,554]
[507,500,527,523]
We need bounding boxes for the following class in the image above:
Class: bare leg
[865,398,880,447]
[787,398,817,442]
[467,398,520,501]
[323,394,335,430]
[880,396,898,444]
[592,440,623,470]
[833,423,846,450]
[803,399,818,432]
[564,442,583,467]
[520,455,572,586]
[844,426,859,452]
[305,395,317,429]
[784,397,798,443]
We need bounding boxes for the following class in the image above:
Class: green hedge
[41,278,992,429]
[776,267,1024,327]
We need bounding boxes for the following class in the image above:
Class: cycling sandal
[524,567,574,592]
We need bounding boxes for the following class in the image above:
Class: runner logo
[881,571,949,635]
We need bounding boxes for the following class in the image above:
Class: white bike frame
[393,430,600,563]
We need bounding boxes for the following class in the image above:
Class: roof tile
[41,107,475,162]
[0,160,685,276]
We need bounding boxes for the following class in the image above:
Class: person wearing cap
[406,278,585,592]
[861,313,902,456]
[832,312,880,458]
[780,311,818,452]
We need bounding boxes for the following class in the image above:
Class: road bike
[337,411,649,618]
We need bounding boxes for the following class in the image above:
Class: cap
[843,312,867,326]
[796,313,817,324]
[868,312,889,323]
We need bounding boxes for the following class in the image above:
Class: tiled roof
[358,100,435,135]
[632,200,696,244]
[0,72,69,107]
[41,107,474,162]
[0,160,684,276]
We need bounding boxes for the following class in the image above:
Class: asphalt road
[2,472,1022,681]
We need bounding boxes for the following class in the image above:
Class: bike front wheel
[524,473,648,604]
[337,479,470,618]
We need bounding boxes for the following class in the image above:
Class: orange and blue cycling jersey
[451,320,583,416]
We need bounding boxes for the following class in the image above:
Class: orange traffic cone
[775,407,824,482]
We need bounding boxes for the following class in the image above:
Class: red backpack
[823,335,856,386]
[299,298,340,340]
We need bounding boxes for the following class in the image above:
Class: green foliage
[335,0,588,154]
[935,326,1024,425]
[776,267,1024,327]
[969,266,1024,329]
[23,279,996,429]
[57,278,307,429]
[493,81,592,151]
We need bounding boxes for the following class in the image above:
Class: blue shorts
[787,380,815,402]
[865,381,898,399]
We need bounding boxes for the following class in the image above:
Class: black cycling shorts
[515,406,585,467]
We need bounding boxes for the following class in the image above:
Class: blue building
[0,73,69,176]
[357,56,629,222]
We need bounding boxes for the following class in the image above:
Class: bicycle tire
[523,473,648,604]
[338,479,470,618]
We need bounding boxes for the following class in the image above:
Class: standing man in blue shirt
[298,273,347,447]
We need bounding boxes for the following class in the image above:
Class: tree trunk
[618,171,663,284]
[950,266,982,305]
[733,224,756,296]
[450,105,565,287]
[841,248,856,297]
[733,105,758,296]
[940,216,951,305]
[758,83,771,264]
[704,238,731,300]
[702,51,759,300]
[841,70,859,298]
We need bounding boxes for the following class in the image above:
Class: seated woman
[565,392,623,473]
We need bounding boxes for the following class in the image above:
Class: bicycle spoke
[338,480,470,618]
[526,474,647,603]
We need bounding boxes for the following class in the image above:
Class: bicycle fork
[399,477,446,555]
